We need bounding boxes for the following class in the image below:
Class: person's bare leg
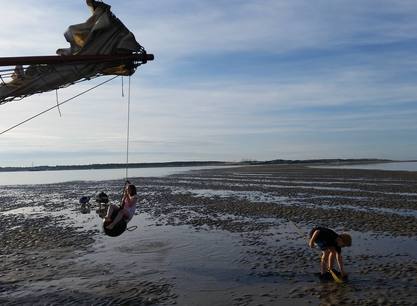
[106,210,124,230]
[321,250,329,274]
[328,249,336,271]
[104,204,116,222]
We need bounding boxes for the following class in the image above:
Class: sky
[1,0,417,167]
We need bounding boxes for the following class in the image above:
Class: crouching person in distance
[308,226,352,278]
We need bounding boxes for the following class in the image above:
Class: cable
[55,89,62,117]
[0,76,118,136]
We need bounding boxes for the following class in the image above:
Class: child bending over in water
[308,226,352,278]
[104,182,138,230]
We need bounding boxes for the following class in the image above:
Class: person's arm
[309,230,319,248]
[120,193,126,208]
[120,184,130,207]
[336,253,346,276]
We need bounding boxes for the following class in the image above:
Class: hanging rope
[0,76,118,136]
[121,76,125,97]
[125,75,131,180]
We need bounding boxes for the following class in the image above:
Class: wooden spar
[0,53,154,66]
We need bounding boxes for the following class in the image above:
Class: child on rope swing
[104,181,138,230]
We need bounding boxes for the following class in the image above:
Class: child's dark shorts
[316,241,328,251]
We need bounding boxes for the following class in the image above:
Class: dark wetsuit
[310,227,341,253]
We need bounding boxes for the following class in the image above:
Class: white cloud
[120,0,417,63]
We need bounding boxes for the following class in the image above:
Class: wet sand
[0,165,416,305]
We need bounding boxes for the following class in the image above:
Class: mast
[0,53,154,66]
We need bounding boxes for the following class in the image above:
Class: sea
[315,161,417,172]
[1,161,416,186]
[0,166,234,186]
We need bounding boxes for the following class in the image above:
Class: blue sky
[1,0,417,166]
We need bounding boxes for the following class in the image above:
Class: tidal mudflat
[0,165,416,305]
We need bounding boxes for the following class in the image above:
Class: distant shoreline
[0,158,398,173]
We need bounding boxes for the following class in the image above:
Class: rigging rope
[0,76,118,136]
[55,89,62,117]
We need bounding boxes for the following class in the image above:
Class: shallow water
[177,188,417,218]
[41,211,272,306]
[1,165,417,305]
[3,202,417,305]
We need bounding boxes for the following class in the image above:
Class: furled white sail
[0,0,150,105]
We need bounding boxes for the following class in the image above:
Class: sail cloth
[0,0,148,105]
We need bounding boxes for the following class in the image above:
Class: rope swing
[125,75,131,180]
[123,75,138,233]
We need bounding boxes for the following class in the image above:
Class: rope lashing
[126,225,138,231]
